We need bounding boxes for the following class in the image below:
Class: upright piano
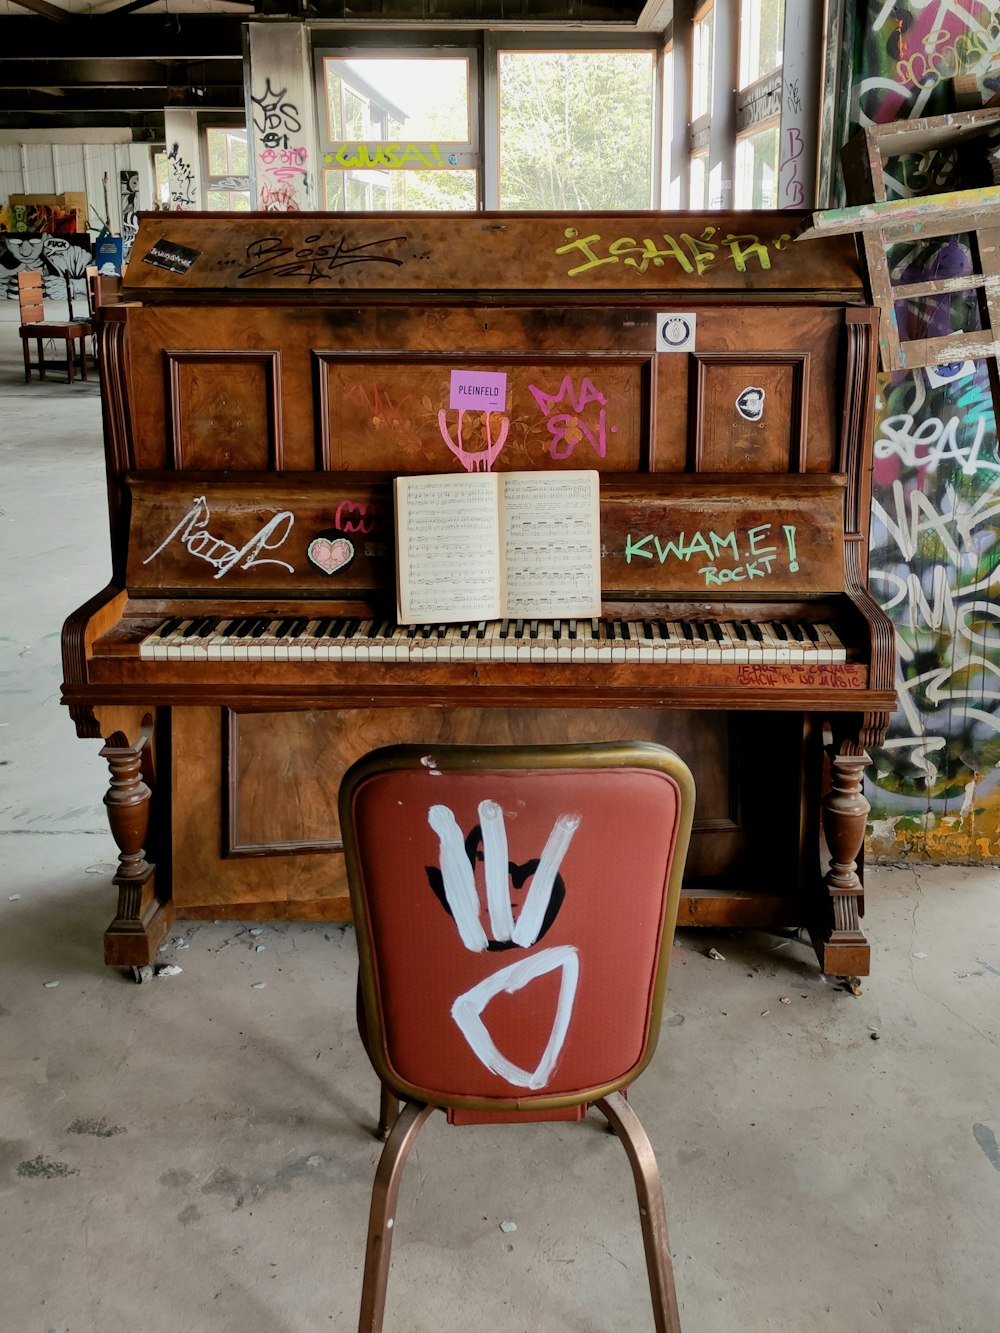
[61,211,895,978]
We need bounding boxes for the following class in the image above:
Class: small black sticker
[142,239,201,274]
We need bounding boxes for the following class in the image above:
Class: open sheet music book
[394,470,602,624]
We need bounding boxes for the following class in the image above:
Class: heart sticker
[307,535,354,575]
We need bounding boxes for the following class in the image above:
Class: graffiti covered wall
[849,0,1000,860]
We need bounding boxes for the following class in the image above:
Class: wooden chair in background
[17,270,92,384]
[339,741,696,1333]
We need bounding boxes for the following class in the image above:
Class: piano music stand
[339,741,695,1333]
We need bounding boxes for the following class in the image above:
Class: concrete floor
[1,300,999,1333]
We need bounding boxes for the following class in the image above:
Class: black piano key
[371,619,392,639]
[747,621,764,641]
[693,622,709,641]
[787,622,806,642]
[230,617,255,638]
[475,621,487,639]
[590,619,600,639]
[771,621,788,640]
[803,622,821,642]
[552,619,562,640]
[435,624,448,638]
[529,620,539,639]
[459,623,471,639]
[311,618,335,638]
[621,621,632,640]
[642,621,654,640]
[514,619,525,639]
[342,618,359,638]
[680,621,694,641]
[286,618,307,638]
[732,621,748,641]
[567,620,578,639]
[182,616,210,638]
[157,616,183,637]
[499,619,510,639]
[708,621,724,642]
[420,624,433,639]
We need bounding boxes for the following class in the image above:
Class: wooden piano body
[62,211,895,977]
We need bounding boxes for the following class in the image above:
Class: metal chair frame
[339,741,695,1333]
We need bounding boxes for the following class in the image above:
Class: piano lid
[122,210,865,302]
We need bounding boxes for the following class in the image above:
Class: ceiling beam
[0,15,246,59]
[0,58,243,88]
[0,87,245,113]
[5,0,75,21]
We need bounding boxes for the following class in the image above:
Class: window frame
[313,40,483,211]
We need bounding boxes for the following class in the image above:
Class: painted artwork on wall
[0,233,93,301]
[849,0,1000,861]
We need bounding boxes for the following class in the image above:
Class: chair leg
[37,338,47,381]
[596,1092,682,1333]
[378,1082,400,1140]
[66,338,75,384]
[359,1099,434,1333]
[21,336,31,383]
[78,336,88,382]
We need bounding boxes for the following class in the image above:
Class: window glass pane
[324,57,471,142]
[692,8,714,120]
[498,50,655,209]
[205,189,251,211]
[324,166,477,211]
[153,152,169,208]
[324,172,346,209]
[735,126,779,208]
[690,154,708,209]
[739,0,785,88]
[206,127,248,175]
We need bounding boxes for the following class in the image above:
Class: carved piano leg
[100,721,174,968]
[814,746,871,978]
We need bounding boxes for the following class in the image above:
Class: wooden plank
[123,210,865,298]
[796,185,1000,239]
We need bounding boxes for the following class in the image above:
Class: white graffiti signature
[875,412,999,476]
[143,495,295,579]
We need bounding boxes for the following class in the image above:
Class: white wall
[0,138,155,233]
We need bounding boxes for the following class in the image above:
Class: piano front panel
[120,303,847,478]
[169,704,805,924]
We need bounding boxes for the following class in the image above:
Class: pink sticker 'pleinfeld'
[449,369,507,411]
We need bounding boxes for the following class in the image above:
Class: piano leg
[814,746,871,977]
[100,720,175,968]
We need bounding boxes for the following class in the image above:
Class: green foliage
[498,51,654,210]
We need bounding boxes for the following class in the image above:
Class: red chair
[339,741,696,1333]
[17,270,92,384]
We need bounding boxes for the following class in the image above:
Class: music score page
[394,470,601,623]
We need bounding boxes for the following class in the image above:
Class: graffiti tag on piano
[624,522,798,586]
[555,226,792,279]
[737,665,866,688]
[143,496,295,579]
[235,232,408,284]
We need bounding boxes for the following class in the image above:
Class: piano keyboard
[139,616,847,664]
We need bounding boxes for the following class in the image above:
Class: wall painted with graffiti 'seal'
[848,0,1000,862]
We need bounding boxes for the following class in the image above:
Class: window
[496,48,656,210]
[318,52,479,211]
[203,126,250,211]
[735,0,785,208]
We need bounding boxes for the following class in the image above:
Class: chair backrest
[339,742,695,1118]
[17,270,45,324]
